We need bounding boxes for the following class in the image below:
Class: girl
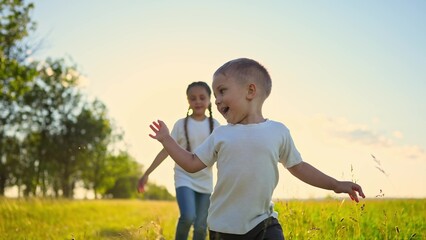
[138,81,220,240]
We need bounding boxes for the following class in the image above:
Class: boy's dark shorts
[209,217,284,240]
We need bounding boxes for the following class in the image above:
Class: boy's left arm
[288,162,365,202]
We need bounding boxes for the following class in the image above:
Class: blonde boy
[149,58,365,239]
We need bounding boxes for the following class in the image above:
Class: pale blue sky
[29,0,426,199]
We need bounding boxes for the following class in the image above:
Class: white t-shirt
[171,117,220,194]
[194,120,303,234]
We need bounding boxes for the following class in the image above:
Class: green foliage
[0,198,424,240]
[0,0,37,196]
[275,198,425,240]
[105,176,139,199]
[0,0,36,102]
[102,155,176,200]
[142,184,176,201]
[0,0,151,199]
[0,0,35,55]
[0,198,179,240]
[95,152,142,199]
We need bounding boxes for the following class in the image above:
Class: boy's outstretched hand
[334,181,366,202]
[149,120,170,142]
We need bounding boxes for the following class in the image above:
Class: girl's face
[187,86,211,119]
[213,75,250,124]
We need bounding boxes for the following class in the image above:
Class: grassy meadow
[0,198,424,240]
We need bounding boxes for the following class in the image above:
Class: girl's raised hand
[137,175,147,193]
[149,120,170,142]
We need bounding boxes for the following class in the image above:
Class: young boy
[149,58,365,239]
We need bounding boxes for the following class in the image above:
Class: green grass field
[0,198,424,239]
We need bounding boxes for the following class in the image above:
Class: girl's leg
[193,191,210,240]
[175,187,196,240]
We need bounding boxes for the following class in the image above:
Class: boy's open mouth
[221,107,229,116]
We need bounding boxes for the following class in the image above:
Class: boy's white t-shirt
[194,120,303,234]
[171,117,220,194]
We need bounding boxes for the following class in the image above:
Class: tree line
[0,0,174,200]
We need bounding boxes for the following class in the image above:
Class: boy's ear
[246,83,256,100]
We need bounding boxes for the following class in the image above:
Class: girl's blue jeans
[175,186,211,240]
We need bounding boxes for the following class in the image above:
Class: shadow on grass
[99,228,124,238]
[99,223,165,240]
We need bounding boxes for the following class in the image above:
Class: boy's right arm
[149,120,207,173]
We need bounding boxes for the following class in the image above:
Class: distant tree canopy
[142,184,175,201]
[0,0,173,200]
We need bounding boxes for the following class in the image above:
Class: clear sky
[29,0,426,199]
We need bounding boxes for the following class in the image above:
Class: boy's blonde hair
[213,58,272,98]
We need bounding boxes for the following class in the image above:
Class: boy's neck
[239,102,265,124]
[236,113,266,125]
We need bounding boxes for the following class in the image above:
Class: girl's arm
[138,148,168,193]
[149,120,207,173]
[288,162,365,202]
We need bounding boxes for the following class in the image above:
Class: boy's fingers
[353,185,366,198]
[359,188,366,198]
[351,191,359,202]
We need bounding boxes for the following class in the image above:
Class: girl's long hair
[184,81,214,152]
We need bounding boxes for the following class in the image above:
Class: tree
[103,153,142,199]
[142,183,175,201]
[0,136,22,195]
[0,0,37,195]
[19,58,84,197]
[1,1,167,199]
[76,100,115,199]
